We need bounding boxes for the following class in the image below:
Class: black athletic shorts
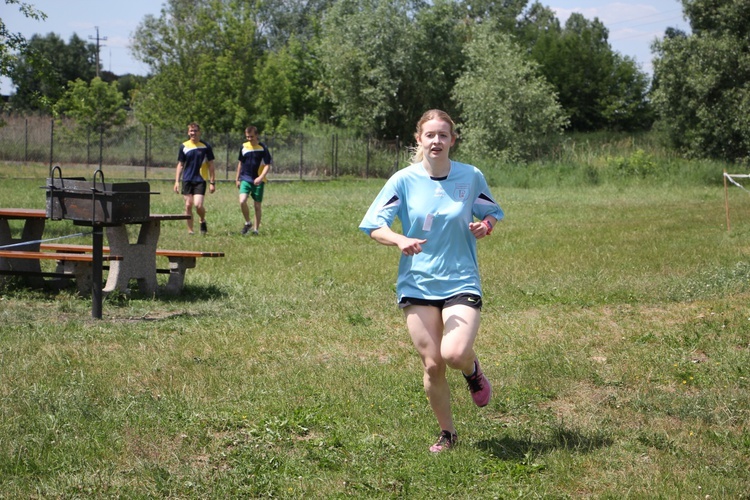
[182,180,207,196]
[398,293,482,310]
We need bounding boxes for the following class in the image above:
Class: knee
[441,348,472,370]
[423,359,447,381]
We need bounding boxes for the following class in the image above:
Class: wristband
[210,182,216,185]
[482,219,493,235]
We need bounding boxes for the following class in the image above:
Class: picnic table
[0,208,49,287]
[102,213,190,295]
[0,208,218,296]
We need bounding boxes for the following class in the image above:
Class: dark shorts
[239,180,265,202]
[398,293,482,310]
[182,180,207,196]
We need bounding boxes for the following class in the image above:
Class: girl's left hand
[469,221,489,239]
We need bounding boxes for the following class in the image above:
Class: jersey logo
[454,184,469,200]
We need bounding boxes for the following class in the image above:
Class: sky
[1,0,691,95]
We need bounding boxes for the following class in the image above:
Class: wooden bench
[39,243,224,294]
[0,249,123,295]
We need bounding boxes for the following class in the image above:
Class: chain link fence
[0,113,408,180]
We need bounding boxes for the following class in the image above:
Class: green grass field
[1,164,749,497]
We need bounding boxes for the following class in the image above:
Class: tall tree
[253,45,294,133]
[254,0,335,51]
[54,77,127,137]
[401,0,466,130]
[317,0,424,137]
[9,32,97,111]
[0,0,46,79]
[453,22,567,162]
[651,0,750,160]
[519,4,651,131]
[130,0,260,132]
[460,0,527,29]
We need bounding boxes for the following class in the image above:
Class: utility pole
[89,26,107,78]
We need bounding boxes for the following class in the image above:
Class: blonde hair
[409,109,458,163]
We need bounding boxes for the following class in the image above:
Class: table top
[148,214,191,221]
[0,208,47,219]
[0,208,189,222]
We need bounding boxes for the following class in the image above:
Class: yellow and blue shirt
[178,140,215,183]
[237,142,272,183]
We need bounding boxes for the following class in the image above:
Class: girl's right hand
[398,237,427,256]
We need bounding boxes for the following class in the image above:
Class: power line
[605,8,684,28]
[609,15,682,42]
[609,15,689,42]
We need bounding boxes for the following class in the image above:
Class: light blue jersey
[359,161,503,302]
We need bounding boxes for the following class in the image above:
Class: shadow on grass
[477,427,613,460]
[2,279,226,307]
[1,281,228,304]
[124,283,228,303]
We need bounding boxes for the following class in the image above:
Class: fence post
[24,118,28,163]
[143,124,148,178]
[335,134,339,178]
[366,135,370,178]
[269,135,274,178]
[330,134,335,177]
[152,125,155,167]
[299,133,304,180]
[99,124,104,169]
[225,131,230,180]
[393,135,400,175]
[724,170,731,232]
[48,119,54,170]
[87,129,91,165]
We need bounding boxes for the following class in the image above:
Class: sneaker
[429,430,457,453]
[200,220,208,235]
[464,358,492,407]
[241,223,251,235]
[251,229,259,236]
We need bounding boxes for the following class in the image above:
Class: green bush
[609,149,656,178]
